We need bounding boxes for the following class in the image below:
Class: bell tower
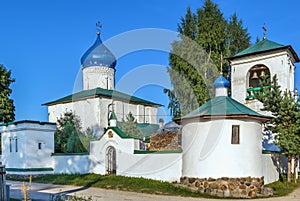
[228,31,299,112]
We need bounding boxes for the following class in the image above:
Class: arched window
[106,146,116,174]
[246,65,270,100]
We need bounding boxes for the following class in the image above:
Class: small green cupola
[108,111,117,127]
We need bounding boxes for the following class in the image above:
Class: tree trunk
[294,156,298,183]
[287,154,292,183]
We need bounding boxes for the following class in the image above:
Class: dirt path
[8,181,300,201]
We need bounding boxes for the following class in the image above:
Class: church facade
[0,27,299,193]
[44,30,161,136]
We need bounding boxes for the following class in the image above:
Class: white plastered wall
[182,118,263,179]
[90,128,182,182]
[48,98,158,136]
[0,122,56,169]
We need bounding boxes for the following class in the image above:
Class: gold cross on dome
[263,23,267,40]
[96,21,102,35]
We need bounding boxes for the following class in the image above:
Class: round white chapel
[180,75,270,179]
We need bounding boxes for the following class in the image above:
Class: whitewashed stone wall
[181,119,263,179]
[89,128,182,182]
[53,154,91,174]
[48,97,158,136]
[0,121,56,172]
[82,66,115,90]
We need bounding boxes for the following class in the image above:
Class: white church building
[0,27,299,195]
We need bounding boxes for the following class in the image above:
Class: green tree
[0,64,15,123]
[257,75,300,183]
[196,0,227,65]
[54,111,87,153]
[226,13,251,57]
[165,0,250,119]
[119,112,144,138]
[80,127,97,151]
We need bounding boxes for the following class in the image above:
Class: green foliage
[54,111,87,153]
[257,75,300,182]
[0,64,15,123]
[265,176,300,196]
[22,174,206,198]
[257,75,300,157]
[118,112,145,138]
[226,13,251,57]
[166,0,250,118]
[80,128,97,151]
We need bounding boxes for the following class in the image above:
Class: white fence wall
[53,154,91,174]
[117,152,182,182]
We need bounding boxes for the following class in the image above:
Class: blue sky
[1,0,300,122]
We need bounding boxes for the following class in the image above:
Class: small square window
[38,142,42,150]
[231,125,240,144]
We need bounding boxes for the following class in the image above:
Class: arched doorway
[246,65,270,99]
[106,146,116,174]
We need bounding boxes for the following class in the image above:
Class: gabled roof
[109,127,137,139]
[103,126,141,139]
[227,39,300,62]
[43,87,162,107]
[179,96,270,121]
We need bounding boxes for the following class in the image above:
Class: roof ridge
[43,87,162,106]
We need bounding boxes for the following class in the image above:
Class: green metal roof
[116,122,159,137]
[107,127,140,139]
[0,120,56,127]
[228,39,299,62]
[43,87,162,107]
[137,123,159,136]
[180,96,270,121]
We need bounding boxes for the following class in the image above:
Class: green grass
[8,174,300,198]
[265,175,300,197]
[9,174,209,198]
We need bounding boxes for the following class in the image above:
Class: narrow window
[9,138,12,152]
[15,138,18,152]
[38,142,42,150]
[231,125,240,144]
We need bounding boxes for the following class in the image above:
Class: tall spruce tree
[257,75,300,183]
[0,64,15,123]
[54,111,87,153]
[165,0,250,119]
[226,13,251,57]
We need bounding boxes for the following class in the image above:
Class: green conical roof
[179,96,270,121]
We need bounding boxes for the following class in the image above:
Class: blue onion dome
[81,33,117,68]
[214,75,230,88]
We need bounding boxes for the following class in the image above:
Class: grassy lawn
[265,175,300,197]
[8,173,300,198]
[8,174,208,198]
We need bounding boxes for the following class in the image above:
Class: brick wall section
[180,176,273,198]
